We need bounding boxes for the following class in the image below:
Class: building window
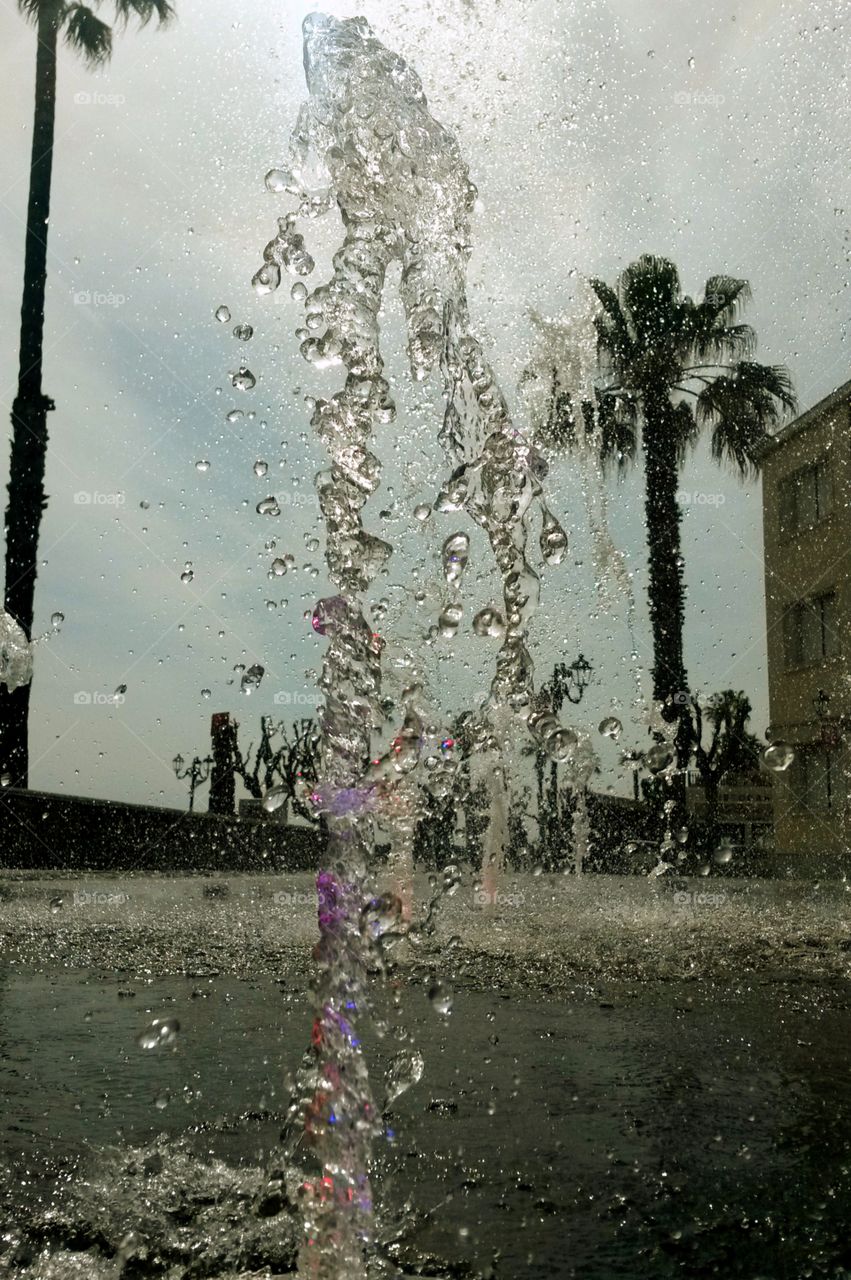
[778,458,833,534]
[783,591,838,668]
[794,746,837,814]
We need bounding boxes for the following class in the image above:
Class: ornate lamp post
[172,752,213,812]
[549,653,594,712]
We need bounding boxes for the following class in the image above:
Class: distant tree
[1,0,174,787]
[231,715,321,824]
[539,257,795,795]
[691,689,762,853]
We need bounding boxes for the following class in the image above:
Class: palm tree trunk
[0,5,60,787]
[642,393,688,705]
[642,391,692,818]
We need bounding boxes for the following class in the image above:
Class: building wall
[762,391,851,874]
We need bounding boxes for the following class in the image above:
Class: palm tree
[1,0,174,786]
[543,257,795,767]
[691,689,762,854]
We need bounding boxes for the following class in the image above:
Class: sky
[0,0,848,809]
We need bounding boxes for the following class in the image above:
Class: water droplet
[226,409,244,424]
[136,1016,180,1050]
[51,611,64,629]
[361,892,402,938]
[385,1048,424,1105]
[646,744,674,772]
[540,509,568,566]
[413,503,431,522]
[264,167,289,192]
[428,981,454,1017]
[472,606,505,638]
[270,557,287,576]
[233,323,254,341]
[713,842,734,865]
[441,532,469,588]
[49,896,63,914]
[231,367,256,392]
[214,305,231,323]
[252,262,281,295]
[180,564,194,584]
[262,784,288,813]
[438,601,463,637]
[598,716,622,740]
[240,663,265,695]
[195,459,210,472]
[545,727,578,762]
[201,688,211,700]
[763,742,794,772]
[256,497,281,516]
[254,460,269,477]
[0,772,10,788]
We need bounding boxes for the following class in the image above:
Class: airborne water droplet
[51,611,64,629]
[428,981,454,1017]
[231,367,256,392]
[233,323,254,341]
[264,168,289,192]
[598,716,622,740]
[385,1049,425,1105]
[214,305,231,323]
[262,784,287,812]
[441,532,469,588]
[256,497,281,516]
[762,742,794,772]
[240,663,265,695]
[136,1017,180,1051]
[646,743,674,772]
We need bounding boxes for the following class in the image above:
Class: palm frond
[597,391,638,470]
[696,361,797,475]
[702,275,752,321]
[619,255,681,348]
[112,0,174,28]
[63,3,112,63]
[589,278,633,366]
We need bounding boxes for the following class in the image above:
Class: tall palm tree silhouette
[542,256,795,772]
[1,0,173,786]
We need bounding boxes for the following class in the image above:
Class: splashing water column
[258,14,577,1275]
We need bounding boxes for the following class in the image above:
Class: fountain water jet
[255,14,577,1275]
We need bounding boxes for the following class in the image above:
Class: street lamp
[813,689,831,721]
[172,752,213,812]
[550,653,594,710]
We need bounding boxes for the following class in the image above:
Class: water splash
[255,14,578,1275]
[0,609,34,692]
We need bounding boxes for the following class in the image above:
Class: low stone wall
[0,788,323,872]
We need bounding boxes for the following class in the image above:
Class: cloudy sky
[0,0,848,809]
